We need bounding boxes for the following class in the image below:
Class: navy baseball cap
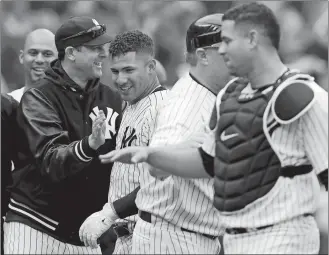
[55,16,112,50]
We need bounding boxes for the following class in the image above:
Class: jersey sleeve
[150,95,207,147]
[302,84,328,174]
[17,88,97,182]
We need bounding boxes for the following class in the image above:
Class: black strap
[139,211,217,239]
[280,165,312,178]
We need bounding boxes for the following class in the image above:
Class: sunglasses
[61,24,106,41]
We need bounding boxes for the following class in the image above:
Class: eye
[124,68,134,73]
[28,50,38,56]
[111,70,118,75]
[43,51,54,57]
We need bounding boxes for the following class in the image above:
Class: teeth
[120,87,131,91]
[33,68,45,71]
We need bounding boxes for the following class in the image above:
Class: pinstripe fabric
[223,214,320,254]
[202,75,327,253]
[134,74,223,253]
[131,218,221,254]
[202,77,328,228]
[3,222,101,254]
[108,90,167,251]
[113,235,133,254]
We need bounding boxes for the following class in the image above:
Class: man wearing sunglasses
[3,16,122,254]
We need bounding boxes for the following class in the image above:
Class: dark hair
[109,30,154,58]
[223,2,280,50]
[58,49,65,61]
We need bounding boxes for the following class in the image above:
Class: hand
[89,110,106,150]
[99,146,150,164]
[79,203,118,248]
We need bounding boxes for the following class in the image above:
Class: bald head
[20,28,58,87]
[24,29,56,51]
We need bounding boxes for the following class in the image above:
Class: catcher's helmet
[186,13,223,53]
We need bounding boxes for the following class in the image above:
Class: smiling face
[110,51,152,103]
[20,29,57,86]
[73,43,109,80]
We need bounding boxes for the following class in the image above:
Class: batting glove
[79,202,119,248]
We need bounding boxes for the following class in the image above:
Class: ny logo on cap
[92,19,100,26]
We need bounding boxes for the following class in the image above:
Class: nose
[115,72,128,85]
[98,45,108,58]
[218,43,226,56]
[35,52,45,63]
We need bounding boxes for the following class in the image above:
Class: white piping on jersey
[271,76,316,125]
[263,91,283,166]
[9,198,59,231]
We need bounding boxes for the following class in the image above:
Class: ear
[248,29,258,49]
[65,46,77,61]
[195,48,208,65]
[19,50,24,65]
[147,59,156,73]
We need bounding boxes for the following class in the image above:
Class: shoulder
[98,83,123,108]
[1,94,18,117]
[271,72,318,124]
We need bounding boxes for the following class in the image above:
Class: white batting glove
[79,202,119,248]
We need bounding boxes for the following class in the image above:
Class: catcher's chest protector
[213,78,281,212]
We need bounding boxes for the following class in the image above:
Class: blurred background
[1,1,328,93]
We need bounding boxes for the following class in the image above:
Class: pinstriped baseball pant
[3,222,102,254]
[131,219,221,254]
[112,235,133,254]
[223,215,320,254]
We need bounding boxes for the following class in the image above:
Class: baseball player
[102,3,328,254]
[100,14,232,254]
[79,30,167,254]
[8,29,57,102]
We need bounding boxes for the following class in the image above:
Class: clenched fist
[89,110,106,150]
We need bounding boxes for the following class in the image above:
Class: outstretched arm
[100,145,213,179]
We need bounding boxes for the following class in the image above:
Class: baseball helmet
[186,13,223,53]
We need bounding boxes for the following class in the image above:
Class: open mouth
[118,86,132,92]
[32,67,46,75]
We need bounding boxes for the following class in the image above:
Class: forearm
[41,136,96,182]
[112,186,140,218]
[147,146,210,178]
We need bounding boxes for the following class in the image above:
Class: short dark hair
[109,30,154,58]
[223,2,280,50]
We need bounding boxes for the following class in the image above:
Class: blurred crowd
[1,1,328,93]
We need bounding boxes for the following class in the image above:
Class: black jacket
[1,94,20,218]
[6,60,122,245]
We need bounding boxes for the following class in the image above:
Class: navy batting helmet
[186,13,223,53]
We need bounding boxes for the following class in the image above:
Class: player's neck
[248,52,287,90]
[130,76,160,105]
[190,68,223,95]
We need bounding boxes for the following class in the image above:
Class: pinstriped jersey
[135,74,224,236]
[202,73,328,228]
[108,88,168,223]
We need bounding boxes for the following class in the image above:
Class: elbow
[149,168,170,178]
[149,168,159,178]
[44,168,63,183]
